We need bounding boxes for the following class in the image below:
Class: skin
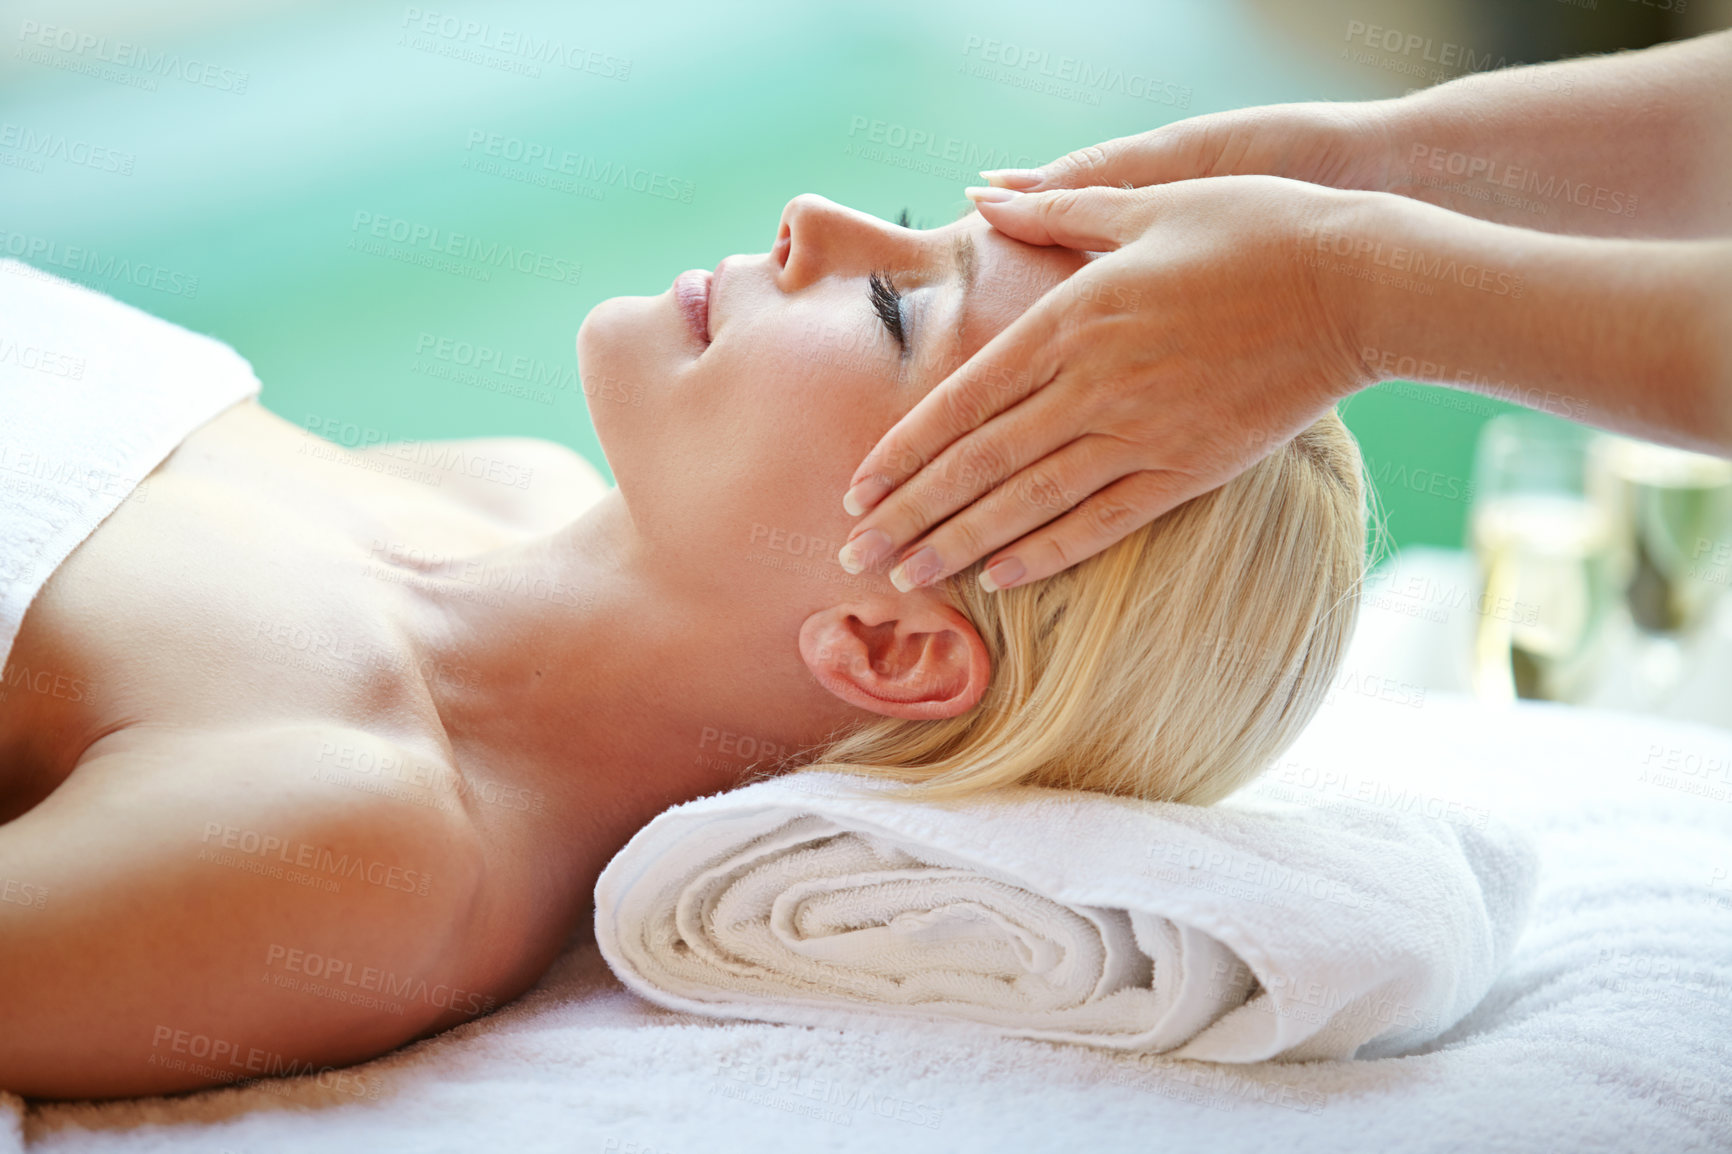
[840,29,1732,595]
[0,197,1083,1100]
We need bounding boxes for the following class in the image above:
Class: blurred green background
[3,0,1723,550]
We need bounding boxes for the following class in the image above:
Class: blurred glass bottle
[1584,435,1732,709]
[1468,413,1622,703]
[1590,435,1732,635]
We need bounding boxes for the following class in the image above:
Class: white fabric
[593,768,1536,1063]
[0,259,259,670]
[10,696,1732,1153]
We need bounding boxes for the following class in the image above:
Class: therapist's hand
[838,176,1376,594]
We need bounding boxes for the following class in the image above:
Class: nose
[774,193,907,293]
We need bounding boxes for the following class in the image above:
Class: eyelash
[868,270,905,350]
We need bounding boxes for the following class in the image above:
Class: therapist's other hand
[978,103,1394,200]
[839,176,1374,593]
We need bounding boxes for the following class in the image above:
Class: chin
[575,294,641,389]
[575,291,689,513]
[577,296,650,474]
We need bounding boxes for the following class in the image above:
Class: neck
[405,490,853,866]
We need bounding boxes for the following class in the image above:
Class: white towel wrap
[0,258,260,670]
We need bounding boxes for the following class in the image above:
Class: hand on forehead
[916,209,1090,380]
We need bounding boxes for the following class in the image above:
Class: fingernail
[979,168,1043,191]
[888,546,941,593]
[979,556,1025,593]
[837,528,892,576]
[965,186,1019,205]
[843,475,892,517]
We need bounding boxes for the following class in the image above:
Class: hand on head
[841,30,1732,588]
[838,173,1373,595]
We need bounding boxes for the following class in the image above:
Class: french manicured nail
[979,168,1043,191]
[888,547,941,592]
[965,185,1019,205]
[837,528,892,575]
[843,475,891,516]
[979,556,1025,593]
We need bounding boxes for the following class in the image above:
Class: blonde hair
[789,411,1367,807]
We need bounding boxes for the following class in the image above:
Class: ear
[798,596,990,720]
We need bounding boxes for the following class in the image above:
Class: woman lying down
[0,195,1364,1099]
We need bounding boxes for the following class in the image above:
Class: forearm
[1370,29,1732,239]
[1319,191,1732,454]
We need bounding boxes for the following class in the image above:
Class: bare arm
[1378,28,1732,238]
[1328,188,1732,453]
[0,728,486,1099]
[988,29,1732,240]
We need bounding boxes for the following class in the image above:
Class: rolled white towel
[594,770,1536,1062]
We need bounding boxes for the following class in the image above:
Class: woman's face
[576,194,1086,610]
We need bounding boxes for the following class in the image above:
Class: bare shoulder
[358,436,611,533]
[0,723,502,1099]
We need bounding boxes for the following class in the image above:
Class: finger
[843,289,1067,515]
[980,124,1204,192]
[881,435,1132,593]
[964,185,1163,250]
[978,469,1201,590]
[842,379,1094,584]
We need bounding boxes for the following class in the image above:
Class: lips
[674,268,712,349]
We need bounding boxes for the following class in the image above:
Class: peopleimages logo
[263,944,496,1017]
[0,335,86,380]
[845,115,1037,171]
[398,8,631,80]
[1339,19,1574,93]
[462,130,695,204]
[713,1054,944,1129]
[1408,144,1637,218]
[1299,225,1526,299]
[0,122,135,175]
[348,211,582,286]
[959,35,1192,108]
[0,230,198,297]
[15,19,250,93]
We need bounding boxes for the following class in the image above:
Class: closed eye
[868,270,905,352]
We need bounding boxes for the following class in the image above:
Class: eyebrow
[947,231,978,355]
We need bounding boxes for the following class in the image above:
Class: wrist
[1179,100,1404,194]
[1318,97,1408,195]
[1291,187,1394,402]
